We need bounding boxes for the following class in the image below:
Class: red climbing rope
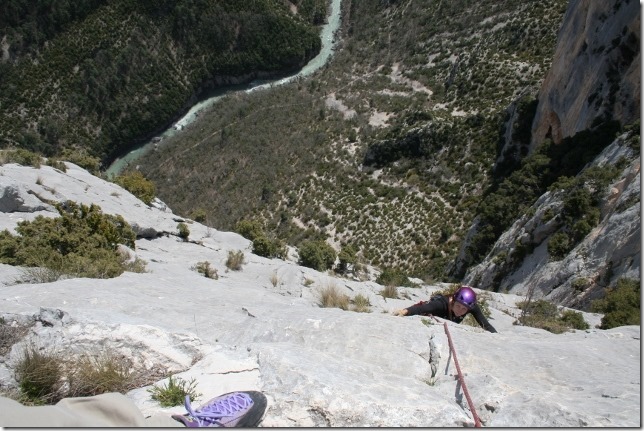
[435,317,482,427]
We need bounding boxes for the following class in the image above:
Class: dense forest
[0,0,325,164]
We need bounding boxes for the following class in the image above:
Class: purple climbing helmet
[453,286,477,309]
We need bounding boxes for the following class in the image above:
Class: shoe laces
[184,393,253,427]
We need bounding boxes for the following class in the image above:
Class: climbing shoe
[171,391,267,427]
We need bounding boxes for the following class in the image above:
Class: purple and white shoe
[172,391,267,427]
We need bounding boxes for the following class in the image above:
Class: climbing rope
[432,316,482,427]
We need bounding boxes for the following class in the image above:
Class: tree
[336,244,357,274]
[591,278,640,329]
[298,240,336,271]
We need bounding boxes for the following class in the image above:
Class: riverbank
[106,0,343,177]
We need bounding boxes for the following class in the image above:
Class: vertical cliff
[459,0,640,308]
[530,0,640,148]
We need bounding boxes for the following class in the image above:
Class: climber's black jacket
[405,295,497,333]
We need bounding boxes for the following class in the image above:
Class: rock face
[0,177,54,213]
[530,0,640,147]
[457,0,641,305]
[463,135,640,308]
[0,162,639,427]
[0,163,207,241]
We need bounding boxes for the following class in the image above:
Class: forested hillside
[135,0,573,281]
[0,0,638,293]
[0,0,325,163]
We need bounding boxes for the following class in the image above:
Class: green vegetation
[10,343,167,405]
[191,208,207,223]
[591,278,640,329]
[298,240,336,271]
[177,222,190,241]
[0,149,43,168]
[252,235,287,259]
[113,171,156,205]
[148,375,202,408]
[235,220,286,259]
[351,294,372,313]
[462,121,622,276]
[137,0,570,281]
[516,299,589,333]
[546,162,625,260]
[0,0,324,162]
[336,244,357,275]
[376,268,413,287]
[0,201,138,279]
[235,220,265,241]
[1,0,635,306]
[14,344,64,404]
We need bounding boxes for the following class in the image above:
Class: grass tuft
[14,344,64,404]
[148,375,202,407]
[225,250,245,271]
[351,294,371,313]
[318,284,350,310]
[67,353,134,397]
[379,284,398,299]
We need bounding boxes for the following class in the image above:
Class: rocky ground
[0,162,639,427]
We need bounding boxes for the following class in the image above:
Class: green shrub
[177,223,190,241]
[148,375,202,408]
[113,171,156,205]
[225,250,245,271]
[548,232,572,260]
[191,208,207,223]
[376,267,412,287]
[571,278,589,292]
[336,244,357,274]
[252,235,286,259]
[0,149,43,168]
[45,158,68,172]
[235,220,264,241]
[298,240,336,271]
[60,149,101,175]
[0,201,136,279]
[559,309,590,330]
[17,265,66,284]
[123,257,148,273]
[516,299,589,333]
[12,342,170,405]
[591,278,640,329]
